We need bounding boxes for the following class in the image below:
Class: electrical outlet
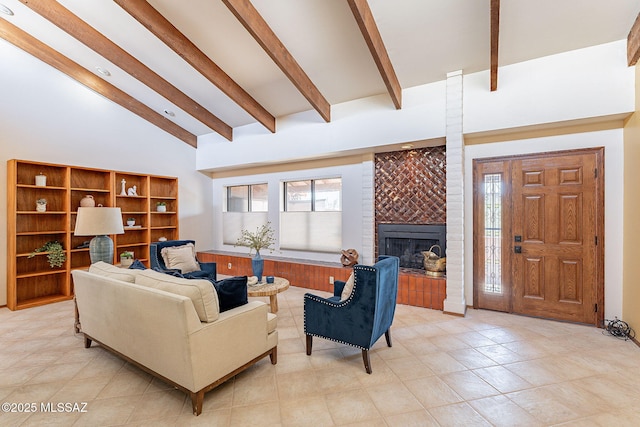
[227,262,232,269]
[329,276,334,284]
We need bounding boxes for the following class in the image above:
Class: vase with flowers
[235,223,275,283]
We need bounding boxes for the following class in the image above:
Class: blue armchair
[149,240,216,280]
[304,256,400,374]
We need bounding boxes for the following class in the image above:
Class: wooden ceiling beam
[628,12,640,66]
[221,0,330,122]
[490,0,500,91]
[347,0,401,109]
[19,0,232,141]
[0,18,197,147]
[114,0,276,133]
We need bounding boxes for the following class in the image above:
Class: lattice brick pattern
[375,146,446,225]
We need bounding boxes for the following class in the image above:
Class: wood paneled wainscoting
[197,251,446,310]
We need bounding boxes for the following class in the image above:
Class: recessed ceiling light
[95,67,111,77]
[0,4,14,15]
[163,109,175,117]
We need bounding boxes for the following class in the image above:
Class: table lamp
[74,207,125,264]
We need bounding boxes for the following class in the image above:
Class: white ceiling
[1,0,638,140]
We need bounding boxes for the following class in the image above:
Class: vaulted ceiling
[1,0,639,147]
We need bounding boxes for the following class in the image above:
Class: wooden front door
[473,148,604,326]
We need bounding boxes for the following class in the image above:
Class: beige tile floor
[2,286,640,426]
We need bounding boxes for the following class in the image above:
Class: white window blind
[222,212,269,245]
[279,211,341,252]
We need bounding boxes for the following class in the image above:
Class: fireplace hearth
[378,224,446,270]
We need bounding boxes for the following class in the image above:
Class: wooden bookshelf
[6,160,179,310]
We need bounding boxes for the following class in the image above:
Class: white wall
[464,40,634,133]
[196,82,447,171]
[464,129,624,319]
[211,156,373,267]
[0,39,214,306]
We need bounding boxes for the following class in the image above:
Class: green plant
[36,198,47,205]
[127,217,135,222]
[120,251,134,259]
[156,201,166,206]
[29,240,66,268]
[235,222,275,255]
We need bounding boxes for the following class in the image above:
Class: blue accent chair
[304,256,400,374]
[149,240,216,280]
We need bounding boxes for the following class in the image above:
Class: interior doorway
[472,148,604,326]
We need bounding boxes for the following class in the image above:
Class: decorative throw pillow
[340,272,355,301]
[160,243,201,273]
[214,276,248,312]
[128,259,147,270]
[89,261,137,283]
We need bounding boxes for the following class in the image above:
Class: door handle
[514,246,522,254]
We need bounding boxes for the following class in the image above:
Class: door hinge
[594,303,598,313]
[595,168,598,178]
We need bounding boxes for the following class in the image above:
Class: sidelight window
[484,174,502,293]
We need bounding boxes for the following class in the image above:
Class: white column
[444,70,467,316]
[361,154,375,265]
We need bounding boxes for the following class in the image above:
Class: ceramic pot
[35,174,46,187]
[80,195,96,207]
[127,219,135,226]
[36,203,46,212]
[157,205,166,212]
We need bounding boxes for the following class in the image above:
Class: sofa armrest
[198,262,216,280]
[188,301,276,391]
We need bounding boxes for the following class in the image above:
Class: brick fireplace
[374,146,447,309]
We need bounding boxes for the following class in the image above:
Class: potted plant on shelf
[156,201,167,212]
[235,222,275,283]
[29,240,66,268]
[120,251,134,267]
[36,198,47,212]
[126,217,136,226]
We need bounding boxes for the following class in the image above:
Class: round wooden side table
[247,277,290,313]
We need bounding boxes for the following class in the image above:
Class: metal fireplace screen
[378,224,446,270]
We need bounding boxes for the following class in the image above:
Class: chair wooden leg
[84,336,92,348]
[306,334,312,355]
[269,346,278,365]
[362,349,372,374]
[385,329,392,347]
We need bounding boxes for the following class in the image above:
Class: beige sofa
[72,263,278,415]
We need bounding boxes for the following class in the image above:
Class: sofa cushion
[340,272,355,301]
[135,269,219,322]
[89,261,138,283]
[214,276,248,312]
[160,243,201,274]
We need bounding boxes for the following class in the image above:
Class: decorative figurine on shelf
[120,179,127,196]
[36,198,47,212]
[340,248,359,267]
[127,185,138,196]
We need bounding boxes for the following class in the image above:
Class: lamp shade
[74,207,125,236]
[74,207,124,264]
